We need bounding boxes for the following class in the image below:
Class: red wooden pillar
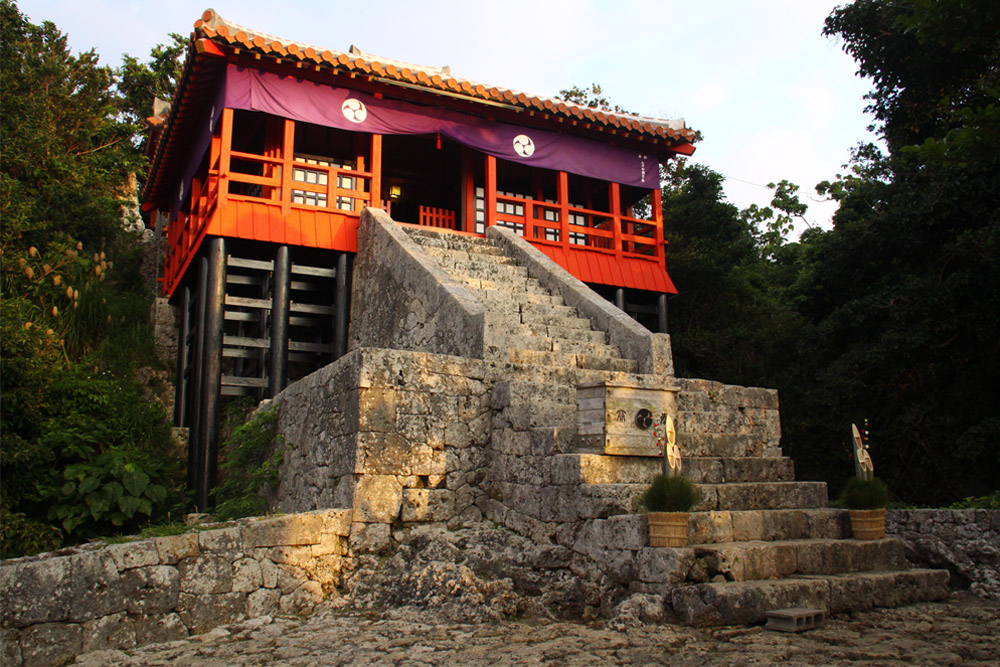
[557,170,569,250]
[485,154,497,231]
[370,133,382,208]
[218,108,234,207]
[652,187,665,264]
[610,182,623,261]
[280,119,295,218]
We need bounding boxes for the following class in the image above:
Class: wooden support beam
[174,285,191,427]
[188,256,209,503]
[333,252,349,359]
[197,237,226,511]
[658,293,668,334]
[269,245,291,396]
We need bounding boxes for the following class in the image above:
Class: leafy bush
[213,404,285,521]
[640,474,699,512]
[947,491,1000,510]
[837,476,890,510]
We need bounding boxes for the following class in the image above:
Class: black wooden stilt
[188,257,209,504]
[333,252,349,359]
[197,237,226,510]
[174,285,191,427]
[269,245,290,396]
[657,293,668,334]
[614,287,626,312]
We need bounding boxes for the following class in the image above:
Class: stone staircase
[403,225,949,626]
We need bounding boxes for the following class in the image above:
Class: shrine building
[141,9,697,506]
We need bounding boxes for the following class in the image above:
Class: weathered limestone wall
[487,225,673,377]
[269,347,492,540]
[350,208,486,358]
[676,378,782,458]
[0,510,351,667]
[887,509,1000,598]
[268,351,363,513]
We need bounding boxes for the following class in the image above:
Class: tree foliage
[0,1,186,557]
[664,0,999,505]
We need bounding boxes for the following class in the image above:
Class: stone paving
[73,593,999,666]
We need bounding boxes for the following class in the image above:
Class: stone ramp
[402,223,950,626]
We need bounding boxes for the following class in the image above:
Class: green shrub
[640,474,699,512]
[213,404,284,521]
[838,476,890,510]
[947,491,1000,510]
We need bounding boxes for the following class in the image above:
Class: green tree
[1,0,184,557]
[782,0,1000,503]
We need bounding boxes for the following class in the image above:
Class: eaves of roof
[143,8,698,208]
[198,8,696,143]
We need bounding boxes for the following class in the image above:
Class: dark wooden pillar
[333,252,350,359]
[614,288,626,312]
[269,245,290,395]
[657,294,668,334]
[187,256,209,500]
[174,284,191,427]
[196,237,226,510]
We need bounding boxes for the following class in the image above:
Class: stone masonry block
[242,513,325,548]
[68,553,125,623]
[106,541,160,571]
[352,475,403,523]
[81,611,135,653]
[120,565,180,614]
[198,526,243,556]
[637,547,695,584]
[129,612,188,646]
[155,533,200,564]
[322,509,353,537]
[178,555,233,595]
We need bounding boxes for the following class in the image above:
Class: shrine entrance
[380,134,465,231]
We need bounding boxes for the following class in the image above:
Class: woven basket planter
[648,511,689,547]
[849,508,886,540]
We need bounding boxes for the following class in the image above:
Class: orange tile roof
[193,8,698,145]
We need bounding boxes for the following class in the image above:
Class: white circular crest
[341,98,367,123]
[512,134,535,157]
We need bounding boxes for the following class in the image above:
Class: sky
[16,0,876,235]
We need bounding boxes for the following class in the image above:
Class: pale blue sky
[17,0,875,233]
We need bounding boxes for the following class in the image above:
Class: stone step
[520,311,593,330]
[417,242,513,261]
[667,568,950,627]
[551,454,796,485]
[473,288,564,307]
[696,482,828,512]
[508,349,637,373]
[522,323,607,345]
[687,537,907,582]
[519,302,579,321]
[577,481,828,519]
[500,335,623,359]
[506,363,648,387]
[438,258,530,282]
[457,275,543,293]
[570,511,851,553]
[404,227,501,251]
[689,509,850,545]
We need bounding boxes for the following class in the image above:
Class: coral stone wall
[1,510,350,667]
[887,509,1000,598]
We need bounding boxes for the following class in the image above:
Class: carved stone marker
[576,382,679,456]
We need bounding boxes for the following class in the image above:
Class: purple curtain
[223,64,661,189]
